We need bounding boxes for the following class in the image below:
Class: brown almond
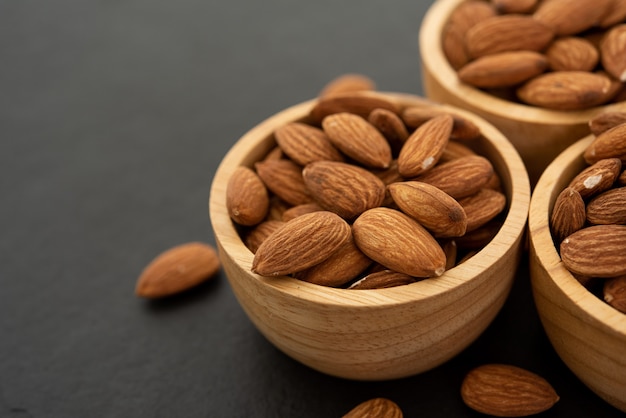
[274,122,344,166]
[281,202,325,222]
[309,92,400,124]
[583,123,626,164]
[401,106,481,141]
[587,187,626,225]
[388,181,468,238]
[265,196,290,221]
[342,397,403,418]
[560,224,626,277]
[348,270,418,290]
[318,73,376,98]
[440,140,478,162]
[442,239,458,270]
[568,158,622,198]
[136,242,220,298]
[295,234,372,287]
[465,15,554,59]
[302,161,386,220]
[443,24,472,70]
[322,112,392,169]
[262,146,284,162]
[492,0,538,14]
[600,24,626,82]
[599,0,626,28]
[455,219,502,250]
[255,159,312,206]
[604,275,626,313]
[550,187,586,243]
[517,71,612,110]
[413,155,494,200]
[589,112,626,136]
[448,0,497,35]
[533,0,613,36]
[252,211,351,276]
[619,169,626,186]
[353,207,446,278]
[546,37,599,72]
[226,166,270,226]
[461,364,559,417]
[398,114,453,177]
[244,220,285,254]
[458,188,507,232]
[458,51,548,88]
[368,108,410,155]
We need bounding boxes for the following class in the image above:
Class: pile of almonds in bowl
[225,76,509,290]
[550,111,626,313]
[442,0,626,110]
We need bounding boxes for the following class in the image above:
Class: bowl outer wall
[209,92,530,380]
[529,135,626,411]
[419,0,626,186]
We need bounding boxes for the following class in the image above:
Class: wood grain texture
[209,92,530,381]
[419,0,626,186]
[528,136,626,412]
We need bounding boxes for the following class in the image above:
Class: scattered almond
[604,275,626,313]
[342,398,403,418]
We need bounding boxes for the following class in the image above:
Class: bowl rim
[419,0,626,123]
[209,91,530,308]
[528,135,626,334]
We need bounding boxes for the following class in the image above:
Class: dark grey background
[1,1,623,417]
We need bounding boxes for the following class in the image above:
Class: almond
[348,270,417,290]
[274,122,344,166]
[533,0,613,36]
[135,242,220,298]
[318,73,376,98]
[397,114,453,177]
[465,15,554,59]
[458,51,548,88]
[461,364,559,417]
[455,219,502,250]
[309,92,400,125]
[302,161,386,220]
[545,37,599,72]
[568,158,622,199]
[599,0,626,28]
[619,169,626,186]
[281,202,325,222]
[491,0,538,14]
[583,123,626,164]
[517,71,612,110]
[352,207,446,278]
[458,188,507,232]
[600,24,626,82]
[252,211,351,276]
[440,140,477,162]
[368,108,410,155]
[388,181,468,238]
[342,398,403,418]
[560,224,626,277]
[255,159,312,206]
[604,275,626,313]
[322,112,392,169]
[244,220,285,254]
[589,112,626,136]
[442,239,458,270]
[226,166,270,226]
[413,155,494,199]
[265,196,290,221]
[550,187,586,243]
[401,107,481,141]
[586,187,626,225]
[443,24,472,70]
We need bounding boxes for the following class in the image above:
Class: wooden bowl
[528,136,626,412]
[209,92,530,381]
[419,0,626,186]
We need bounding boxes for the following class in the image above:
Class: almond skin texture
[274,122,344,166]
[255,159,312,206]
[533,0,613,36]
[318,73,376,98]
[136,242,221,299]
[388,181,468,238]
[458,51,548,88]
[458,188,507,232]
[303,161,386,220]
[586,187,626,225]
[568,158,622,199]
[342,397,403,418]
[589,112,626,136]
[244,220,285,254]
[348,270,417,290]
[401,107,481,141]
[226,166,270,226]
[560,224,626,278]
[546,37,599,72]
[492,0,538,14]
[550,187,586,243]
[368,108,410,155]
[601,24,626,82]
[604,275,626,313]
[309,92,400,124]
[517,71,612,110]
[398,114,453,177]
[353,207,446,278]
[322,112,392,169]
[465,14,554,59]
[599,0,626,28]
[252,211,351,276]
[461,364,559,417]
[281,202,325,222]
[583,123,626,164]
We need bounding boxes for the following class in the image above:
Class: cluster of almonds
[226,75,508,290]
[443,0,626,110]
[550,111,626,313]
